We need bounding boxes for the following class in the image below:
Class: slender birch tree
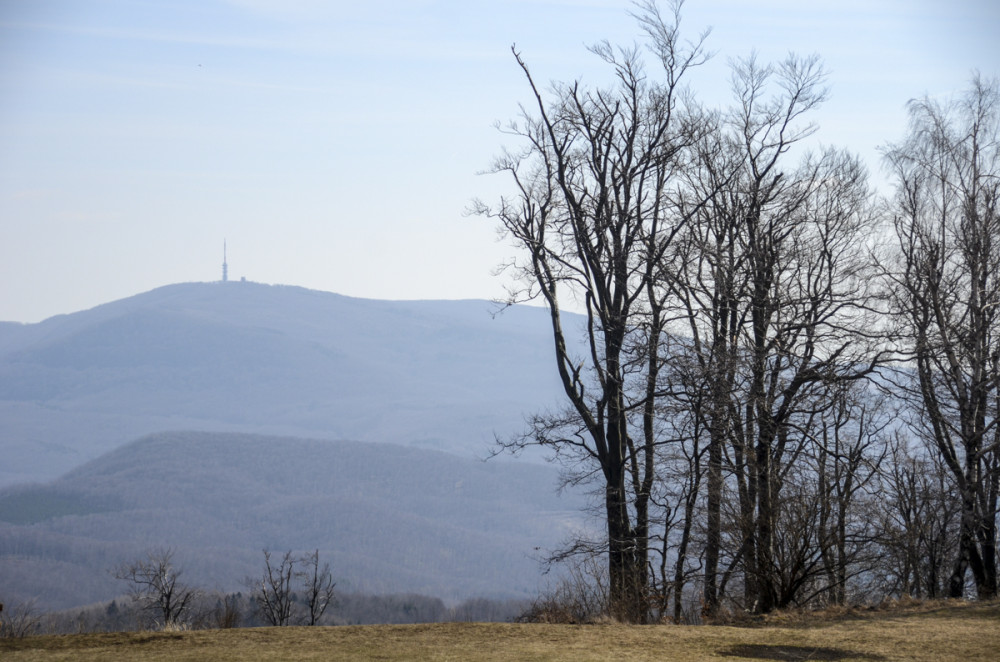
[884,75,1000,600]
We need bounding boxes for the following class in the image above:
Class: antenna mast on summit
[222,240,229,282]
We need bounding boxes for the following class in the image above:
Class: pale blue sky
[1,0,997,322]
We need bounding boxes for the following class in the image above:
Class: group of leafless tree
[0,547,528,636]
[475,0,999,623]
[108,547,334,630]
[245,549,336,627]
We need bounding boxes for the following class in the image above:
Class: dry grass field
[2,599,997,661]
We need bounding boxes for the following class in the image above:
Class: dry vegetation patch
[1,600,996,662]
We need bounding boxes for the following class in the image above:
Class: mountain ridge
[0,281,579,485]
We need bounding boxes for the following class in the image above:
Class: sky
[1,0,998,323]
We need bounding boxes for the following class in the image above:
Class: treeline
[0,431,579,613]
[0,548,527,637]
[475,0,1000,622]
[1,592,527,636]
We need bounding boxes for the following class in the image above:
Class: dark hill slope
[0,431,588,611]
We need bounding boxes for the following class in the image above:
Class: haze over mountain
[0,431,589,610]
[0,281,576,486]
[0,283,596,611]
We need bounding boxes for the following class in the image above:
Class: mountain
[0,431,590,611]
[0,281,580,486]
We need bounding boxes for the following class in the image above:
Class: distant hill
[0,431,590,611]
[0,281,581,486]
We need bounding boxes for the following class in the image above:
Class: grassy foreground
[2,600,997,661]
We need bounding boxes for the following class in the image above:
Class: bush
[0,599,42,638]
[516,557,610,624]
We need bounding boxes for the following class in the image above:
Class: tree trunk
[605,479,646,623]
[703,432,722,616]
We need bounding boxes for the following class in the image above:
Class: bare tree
[814,386,889,605]
[0,598,42,639]
[647,333,713,622]
[883,75,1000,599]
[877,432,961,599]
[248,549,297,626]
[474,0,711,623]
[111,548,196,628]
[298,549,336,626]
[666,51,885,614]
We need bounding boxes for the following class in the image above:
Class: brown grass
[2,599,996,661]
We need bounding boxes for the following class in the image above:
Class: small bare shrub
[517,556,610,624]
[211,594,244,629]
[0,599,43,638]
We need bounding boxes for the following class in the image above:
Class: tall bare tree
[474,0,710,622]
[883,75,1000,599]
[668,53,885,614]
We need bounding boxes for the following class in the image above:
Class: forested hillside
[0,431,587,610]
[0,282,572,485]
